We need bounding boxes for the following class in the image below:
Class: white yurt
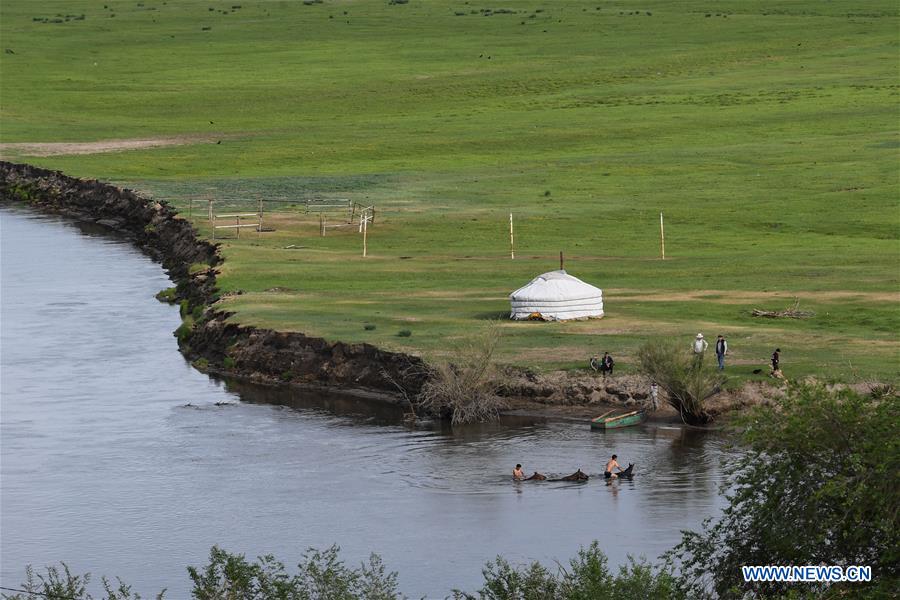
[509,270,604,321]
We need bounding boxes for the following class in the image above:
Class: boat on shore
[591,409,646,430]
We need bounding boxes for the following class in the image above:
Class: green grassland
[2,0,898,380]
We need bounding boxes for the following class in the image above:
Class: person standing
[692,333,708,365]
[649,381,659,411]
[715,335,728,370]
[771,348,781,373]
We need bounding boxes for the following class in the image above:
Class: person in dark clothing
[602,352,614,377]
[771,348,781,372]
[715,335,728,370]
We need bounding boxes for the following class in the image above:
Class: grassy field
[2,0,897,381]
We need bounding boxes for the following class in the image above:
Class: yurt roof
[509,270,602,302]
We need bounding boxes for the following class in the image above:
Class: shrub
[174,318,194,343]
[397,329,412,337]
[222,356,236,369]
[2,563,162,600]
[637,338,724,425]
[365,323,377,331]
[193,358,209,371]
[417,324,506,425]
[453,541,684,599]
[155,287,177,303]
[187,545,399,599]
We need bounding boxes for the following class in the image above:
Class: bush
[187,545,399,599]
[174,317,194,343]
[222,356,236,369]
[637,338,724,425]
[397,329,411,337]
[417,324,506,425]
[193,358,209,371]
[365,323,377,331]
[155,287,177,303]
[2,563,163,600]
[667,383,900,598]
[453,541,684,599]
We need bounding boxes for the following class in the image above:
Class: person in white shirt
[692,333,708,355]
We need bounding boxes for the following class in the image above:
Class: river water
[0,208,729,598]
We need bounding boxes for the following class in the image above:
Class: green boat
[591,409,646,430]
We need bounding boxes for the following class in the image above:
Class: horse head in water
[560,469,589,481]
[525,472,546,481]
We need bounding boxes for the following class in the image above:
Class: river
[0,208,729,597]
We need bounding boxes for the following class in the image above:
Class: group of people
[594,334,782,378]
[589,352,615,377]
[693,333,782,375]
[513,455,627,481]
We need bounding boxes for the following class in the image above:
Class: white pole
[660,212,666,260]
[363,217,368,257]
[509,212,515,260]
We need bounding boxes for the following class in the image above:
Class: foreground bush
[187,545,398,599]
[6,543,681,600]
[667,382,900,599]
[452,542,684,600]
[637,338,725,424]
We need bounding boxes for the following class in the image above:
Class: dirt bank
[0,161,775,421]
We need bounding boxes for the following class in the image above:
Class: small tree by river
[416,323,506,425]
[637,338,725,425]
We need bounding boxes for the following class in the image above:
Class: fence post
[236,215,241,238]
[660,212,665,260]
[363,217,368,257]
[509,212,515,260]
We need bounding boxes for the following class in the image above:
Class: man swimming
[513,464,525,480]
[604,455,623,479]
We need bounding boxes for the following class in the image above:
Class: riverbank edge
[0,161,776,421]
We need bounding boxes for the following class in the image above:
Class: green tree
[667,383,900,598]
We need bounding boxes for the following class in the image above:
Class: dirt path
[0,135,220,157]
